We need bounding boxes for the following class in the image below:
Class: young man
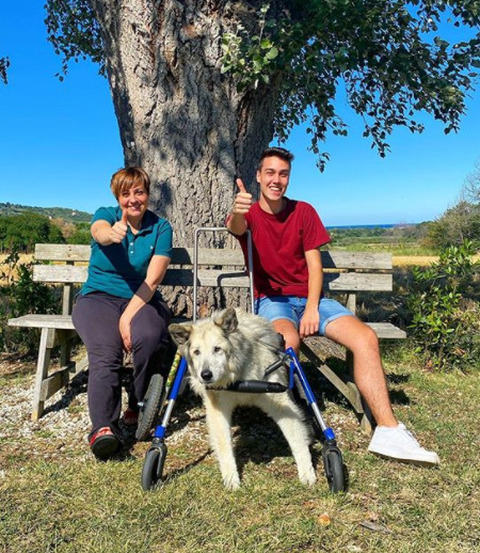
[227,146,439,465]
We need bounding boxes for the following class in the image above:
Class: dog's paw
[299,466,317,486]
[223,473,241,490]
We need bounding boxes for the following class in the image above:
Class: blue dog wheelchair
[138,228,347,493]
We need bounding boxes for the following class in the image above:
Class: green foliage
[407,240,480,370]
[221,4,279,89]
[42,1,480,170]
[66,222,91,244]
[0,213,65,253]
[427,201,480,250]
[426,161,480,250]
[220,0,480,169]
[328,223,433,253]
[0,56,9,84]
[44,0,105,78]
[0,250,58,354]
[0,202,92,223]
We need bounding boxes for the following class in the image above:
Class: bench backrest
[33,242,393,316]
[34,243,393,287]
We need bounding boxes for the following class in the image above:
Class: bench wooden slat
[324,272,392,292]
[8,314,76,330]
[35,243,91,261]
[33,265,88,283]
[33,243,393,270]
[8,314,406,340]
[321,251,392,270]
[33,264,393,292]
[163,269,251,287]
[366,322,406,339]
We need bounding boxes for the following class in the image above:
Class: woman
[72,166,173,460]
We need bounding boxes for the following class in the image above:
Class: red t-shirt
[238,198,330,298]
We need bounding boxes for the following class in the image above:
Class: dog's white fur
[169,308,316,489]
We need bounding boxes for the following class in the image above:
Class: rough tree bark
[91,0,282,240]
[89,1,284,314]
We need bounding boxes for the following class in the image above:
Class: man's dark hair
[257,147,294,170]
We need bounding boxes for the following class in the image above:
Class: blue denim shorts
[255,296,353,336]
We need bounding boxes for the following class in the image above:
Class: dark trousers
[72,291,171,436]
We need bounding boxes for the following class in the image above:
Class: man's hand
[299,306,320,338]
[110,209,128,243]
[232,178,252,215]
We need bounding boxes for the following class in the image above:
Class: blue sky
[1,3,479,227]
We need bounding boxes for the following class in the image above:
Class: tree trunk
[90,0,283,315]
[91,0,282,245]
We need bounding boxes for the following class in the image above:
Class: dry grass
[394,254,480,267]
[393,255,438,267]
[1,346,480,553]
[0,253,33,285]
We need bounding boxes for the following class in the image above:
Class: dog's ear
[168,323,192,345]
[214,307,238,334]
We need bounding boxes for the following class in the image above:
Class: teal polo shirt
[81,206,173,299]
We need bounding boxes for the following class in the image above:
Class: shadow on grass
[230,405,350,492]
[163,451,211,483]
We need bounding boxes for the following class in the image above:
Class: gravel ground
[0,348,355,473]
[0,352,210,468]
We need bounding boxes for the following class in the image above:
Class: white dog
[168,308,316,489]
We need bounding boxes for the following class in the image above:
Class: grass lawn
[0,343,479,553]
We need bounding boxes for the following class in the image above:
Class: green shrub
[0,250,58,355]
[407,240,480,370]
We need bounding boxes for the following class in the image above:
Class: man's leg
[271,319,301,352]
[324,315,397,427]
[323,309,439,465]
[256,296,301,352]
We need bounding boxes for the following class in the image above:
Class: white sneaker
[368,423,440,465]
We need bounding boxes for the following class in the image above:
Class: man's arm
[226,178,252,236]
[299,248,324,338]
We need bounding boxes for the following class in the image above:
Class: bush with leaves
[408,240,480,371]
[0,250,58,355]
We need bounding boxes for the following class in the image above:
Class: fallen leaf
[359,521,392,534]
[318,513,331,526]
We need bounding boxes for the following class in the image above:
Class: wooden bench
[8,240,405,428]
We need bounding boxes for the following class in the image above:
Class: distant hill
[0,202,92,223]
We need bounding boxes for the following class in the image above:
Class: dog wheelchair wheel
[136,373,166,442]
[141,443,167,491]
[322,444,346,493]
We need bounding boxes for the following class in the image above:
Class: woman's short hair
[110,167,150,199]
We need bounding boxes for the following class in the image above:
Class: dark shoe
[89,426,119,460]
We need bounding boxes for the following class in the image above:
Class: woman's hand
[110,209,128,243]
[119,314,132,352]
[91,210,128,246]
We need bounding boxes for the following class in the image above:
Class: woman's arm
[119,255,171,351]
[91,209,128,245]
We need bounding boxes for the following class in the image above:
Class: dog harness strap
[207,380,288,393]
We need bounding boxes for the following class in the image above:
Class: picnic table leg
[31,327,55,421]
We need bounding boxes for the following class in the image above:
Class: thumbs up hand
[110,209,129,243]
[232,178,252,215]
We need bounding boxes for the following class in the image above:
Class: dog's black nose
[201,369,213,382]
